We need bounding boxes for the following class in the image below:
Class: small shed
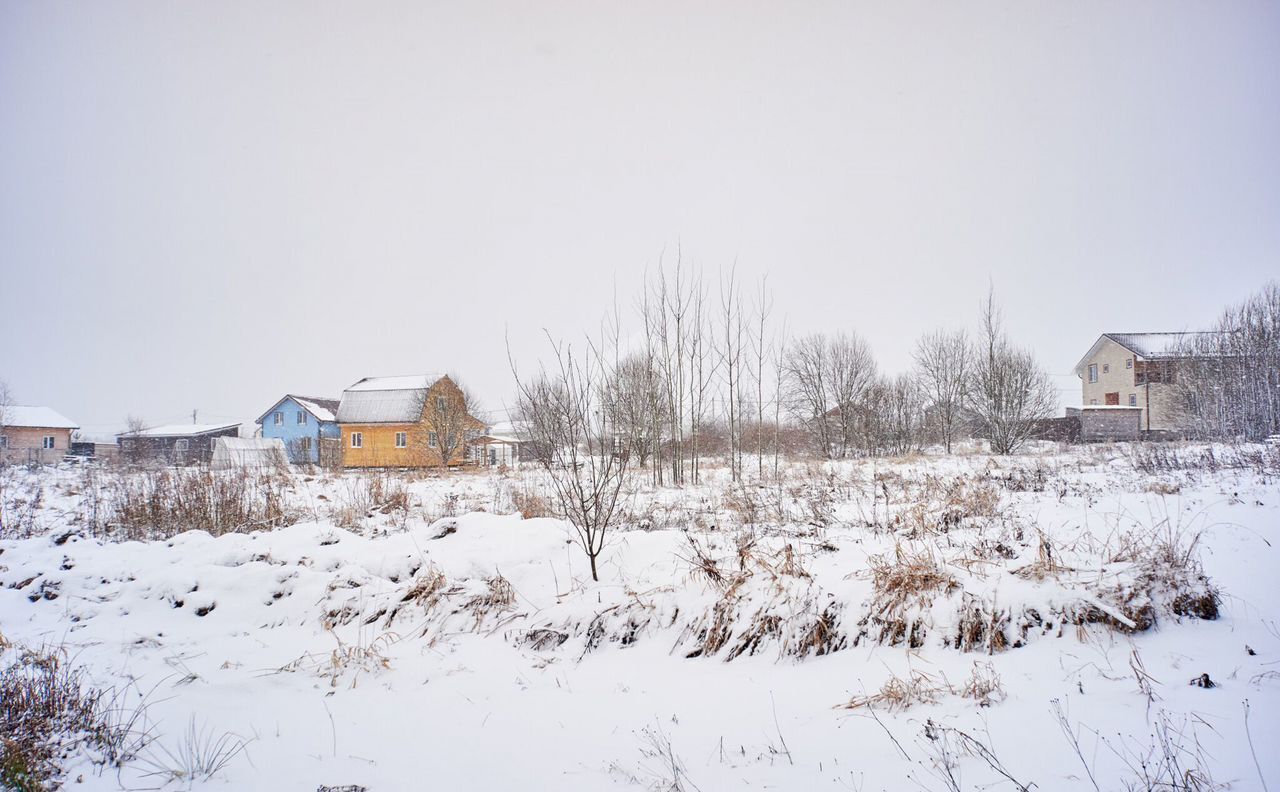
[210,437,289,471]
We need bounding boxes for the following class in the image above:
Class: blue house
[256,395,341,464]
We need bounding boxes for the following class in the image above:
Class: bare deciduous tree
[718,266,746,481]
[783,331,878,458]
[0,380,11,433]
[603,351,663,466]
[749,277,774,477]
[1176,281,1280,440]
[0,380,12,461]
[968,289,1057,455]
[512,335,629,582]
[913,329,970,453]
[415,376,483,468]
[864,373,927,456]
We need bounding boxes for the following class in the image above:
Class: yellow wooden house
[337,374,484,468]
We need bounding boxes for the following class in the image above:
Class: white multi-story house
[1073,332,1222,432]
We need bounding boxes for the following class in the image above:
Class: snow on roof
[338,375,443,424]
[292,396,339,422]
[1103,332,1224,359]
[123,422,241,438]
[345,374,442,392]
[2,405,78,429]
[258,394,340,424]
[1074,331,1227,376]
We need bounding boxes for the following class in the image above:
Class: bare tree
[783,331,878,458]
[642,260,693,485]
[1176,281,1280,440]
[603,351,663,466]
[864,373,927,456]
[718,266,745,481]
[0,381,12,462]
[912,329,970,453]
[513,335,629,582]
[0,380,11,434]
[749,277,774,477]
[968,289,1057,454]
[416,375,483,468]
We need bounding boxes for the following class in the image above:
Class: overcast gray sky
[2,1,1277,435]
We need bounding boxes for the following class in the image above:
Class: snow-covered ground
[1,444,1278,791]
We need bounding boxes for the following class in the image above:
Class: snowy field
[2,443,1278,791]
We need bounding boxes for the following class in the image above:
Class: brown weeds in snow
[841,669,948,713]
[959,662,1006,706]
[868,543,957,610]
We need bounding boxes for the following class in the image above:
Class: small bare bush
[959,661,1006,706]
[509,486,552,519]
[283,630,397,688]
[1,643,152,790]
[842,669,949,713]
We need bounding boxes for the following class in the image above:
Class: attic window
[1087,364,1098,383]
[297,411,307,425]
[436,396,447,412]
[429,432,438,448]
[274,412,283,426]
[1103,363,1110,374]
[1126,358,1133,369]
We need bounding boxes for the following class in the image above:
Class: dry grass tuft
[841,669,948,713]
[959,661,1006,706]
[869,543,957,609]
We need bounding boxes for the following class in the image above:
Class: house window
[274,412,283,426]
[0,436,7,449]
[351,432,363,448]
[297,412,307,425]
[395,431,407,448]
[436,396,447,412]
[174,439,189,452]
[428,431,438,448]
[121,439,134,450]
[1089,399,1098,405]
[1103,363,1110,374]
[1129,394,1137,407]
[1126,358,1133,369]
[1087,364,1098,383]
[42,436,56,450]
[300,436,312,453]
